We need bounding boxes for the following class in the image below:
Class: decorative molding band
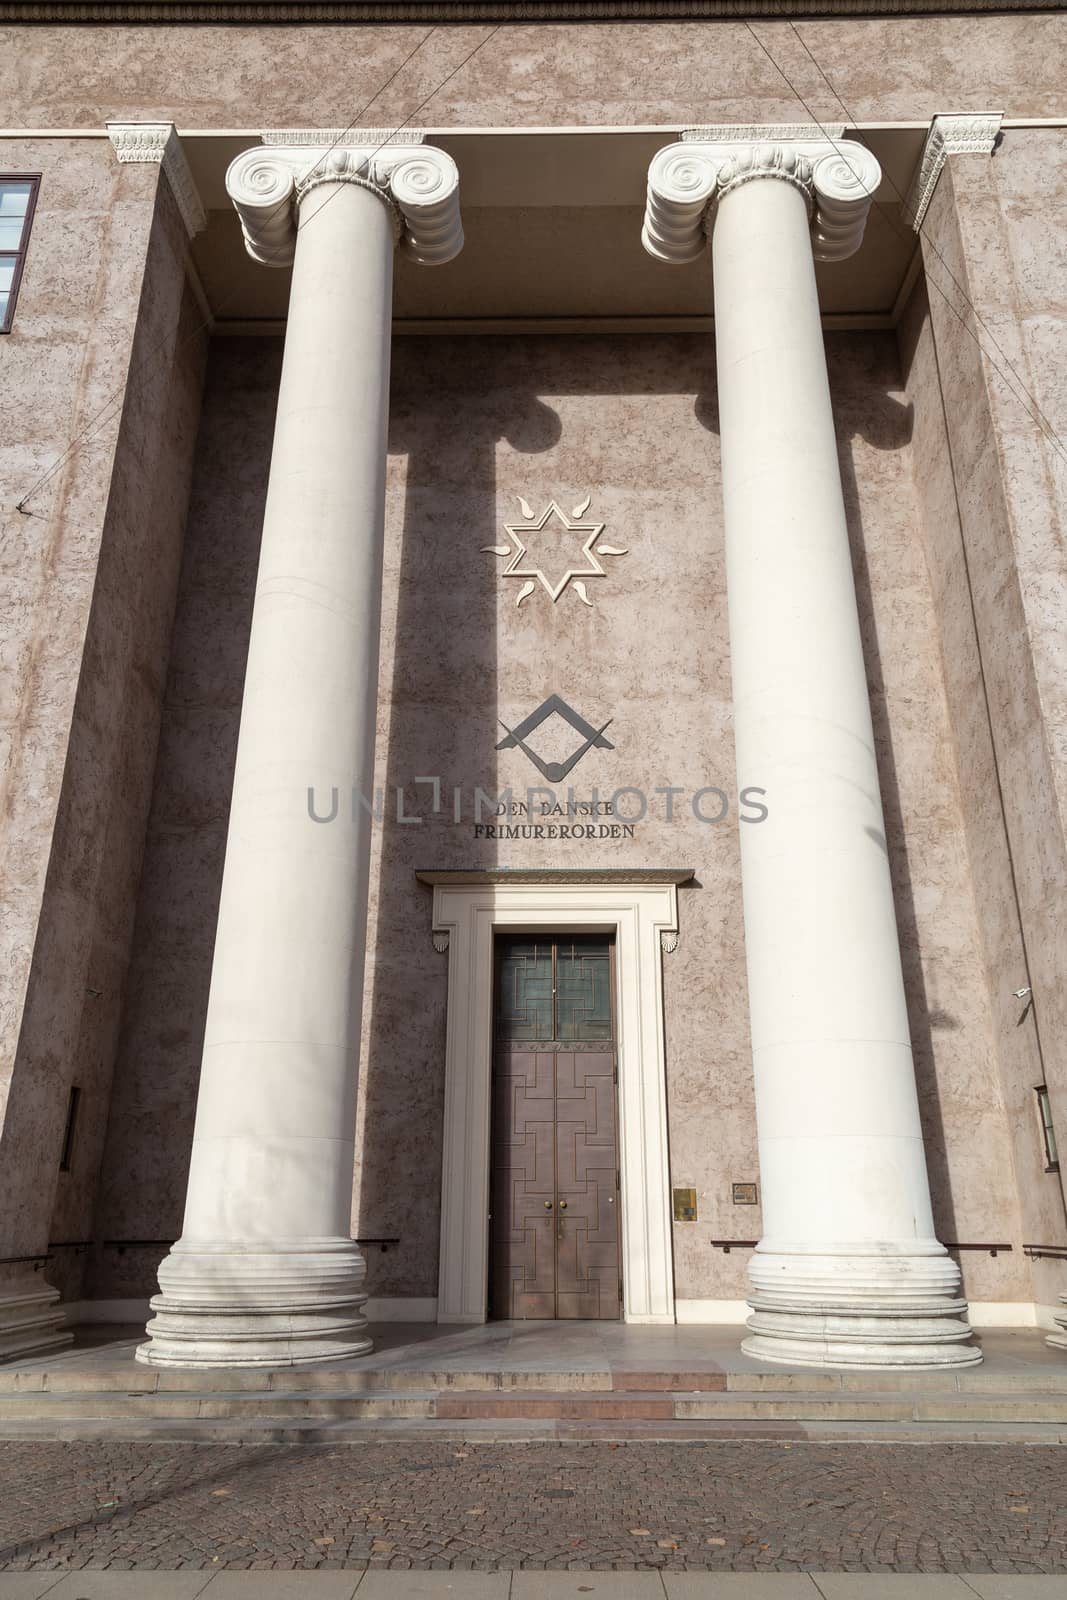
[260,128,425,147]
[683,123,845,144]
[415,867,696,885]
[2,2,1059,19]
[107,121,206,238]
[225,139,462,268]
[643,136,881,265]
[904,112,1003,231]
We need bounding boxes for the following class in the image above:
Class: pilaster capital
[106,121,206,240]
[225,134,463,269]
[904,112,1003,230]
[642,130,881,266]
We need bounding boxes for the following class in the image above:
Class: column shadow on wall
[354,337,563,1306]
[829,333,959,1253]
[87,337,276,1302]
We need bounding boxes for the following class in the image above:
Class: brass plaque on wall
[732,1182,758,1205]
[673,1187,697,1222]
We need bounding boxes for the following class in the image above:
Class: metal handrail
[708,1240,1014,1257]
[943,1242,1013,1256]
[102,1239,175,1253]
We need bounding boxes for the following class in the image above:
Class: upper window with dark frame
[1,177,40,333]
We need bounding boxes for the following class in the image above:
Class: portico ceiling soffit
[177,123,925,327]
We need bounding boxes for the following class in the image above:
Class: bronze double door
[490,935,622,1320]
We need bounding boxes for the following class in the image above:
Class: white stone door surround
[418,869,691,1325]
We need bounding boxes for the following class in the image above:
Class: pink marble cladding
[95,326,1028,1309]
[898,275,1065,1313]
[0,143,205,1311]
[88,338,271,1302]
[47,271,208,1307]
[917,137,1067,1307]
[0,17,1064,128]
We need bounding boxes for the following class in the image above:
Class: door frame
[418,870,689,1325]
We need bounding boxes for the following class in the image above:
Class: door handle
[544,1200,552,1210]
[558,1200,568,1209]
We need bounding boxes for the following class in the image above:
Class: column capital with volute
[226,132,463,269]
[642,128,881,266]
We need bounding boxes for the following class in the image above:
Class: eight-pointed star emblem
[483,494,628,607]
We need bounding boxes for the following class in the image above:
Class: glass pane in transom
[556,936,612,1041]
[494,937,553,1041]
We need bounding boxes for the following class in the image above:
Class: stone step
[2,1386,1067,1425]
[0,1412,1066,1446]
[4,1363,1067,1395]
[431,1390,1067,1423]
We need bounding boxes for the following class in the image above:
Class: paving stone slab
[960,1581,1067,1598]
[44,1578,216,1599]
[0,1580,66,1599]
[512,1578,664,1598]
[663,1578,821,1596]
[812,1580,975,1598]
[358,1577,511,1597]
[202,1575,362,1598]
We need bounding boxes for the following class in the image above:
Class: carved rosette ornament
[225,135,463,268]
[642,132,881,266]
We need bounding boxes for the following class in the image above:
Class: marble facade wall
[90,325,1036,1308]
[0,16,1065,128]
[0,145,206,1297]
[3,32,1064,1318]
[908,132,1067,1311]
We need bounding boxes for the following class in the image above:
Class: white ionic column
[644,133,979,1369]
[139,136,461,1367]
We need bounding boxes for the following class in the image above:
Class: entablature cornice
[107,120,206,239]
[225,133,463,268]
[904,112,1003,230]
[642,131,882,265]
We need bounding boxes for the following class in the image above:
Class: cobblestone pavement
[0,1441,1065,1575]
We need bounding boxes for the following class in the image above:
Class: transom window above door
[494,934,614,1043]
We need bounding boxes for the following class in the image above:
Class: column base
[743,1246,981,1370]
[0,1272,73,1363]
[137,1237,372,1368]
[1047,1295,1067,1354]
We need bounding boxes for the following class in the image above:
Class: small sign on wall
[673,1187,697,1222]
[732,1182,758,1205]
